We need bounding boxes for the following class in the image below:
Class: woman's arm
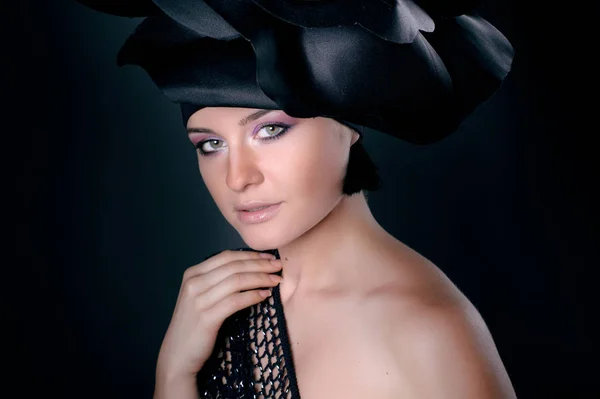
[154,372,200,399]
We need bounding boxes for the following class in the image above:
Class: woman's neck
[276,192,390,303]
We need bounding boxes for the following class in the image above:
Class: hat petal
[152,0,241,40]
[248,0,434,43]
[117,13,278,111]
[422,14,515,125]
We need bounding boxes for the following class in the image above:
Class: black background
[11,1,595,397]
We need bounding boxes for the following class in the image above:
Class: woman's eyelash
[194,123,291,156]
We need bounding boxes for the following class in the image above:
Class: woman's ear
[351,130,360,146]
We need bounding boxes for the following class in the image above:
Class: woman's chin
[241,238,280,252]
[240,225,310,252]
[237,226,284,251]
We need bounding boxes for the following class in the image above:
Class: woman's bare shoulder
[382,293,515,398]
[370,244,517,399]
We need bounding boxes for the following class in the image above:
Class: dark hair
[342,138,382,196]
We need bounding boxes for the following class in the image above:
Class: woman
[75,1,517,398]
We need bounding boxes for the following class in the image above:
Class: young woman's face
[187,107,359,250]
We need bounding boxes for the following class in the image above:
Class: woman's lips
[236,203,282,224]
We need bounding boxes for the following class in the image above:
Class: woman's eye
[200,139,225,153]
[257,124,286,138]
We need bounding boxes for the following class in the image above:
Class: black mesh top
[196,248,301,398]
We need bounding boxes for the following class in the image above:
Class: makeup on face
[236,202,282,225]
[187,110,299,156]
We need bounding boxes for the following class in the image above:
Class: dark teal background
[12,1,594,397]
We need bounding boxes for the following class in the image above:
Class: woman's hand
[154,250,283,394]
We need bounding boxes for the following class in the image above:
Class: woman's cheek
[198,164,223,200]
[298,153,334,197]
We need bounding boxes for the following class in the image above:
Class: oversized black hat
[75,0,514,144]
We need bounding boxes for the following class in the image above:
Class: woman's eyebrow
[187,109,276,136]
[238,109,275,126]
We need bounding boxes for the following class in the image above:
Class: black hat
[75,0,514,144]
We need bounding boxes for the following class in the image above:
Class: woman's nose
[225,146,263,192]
